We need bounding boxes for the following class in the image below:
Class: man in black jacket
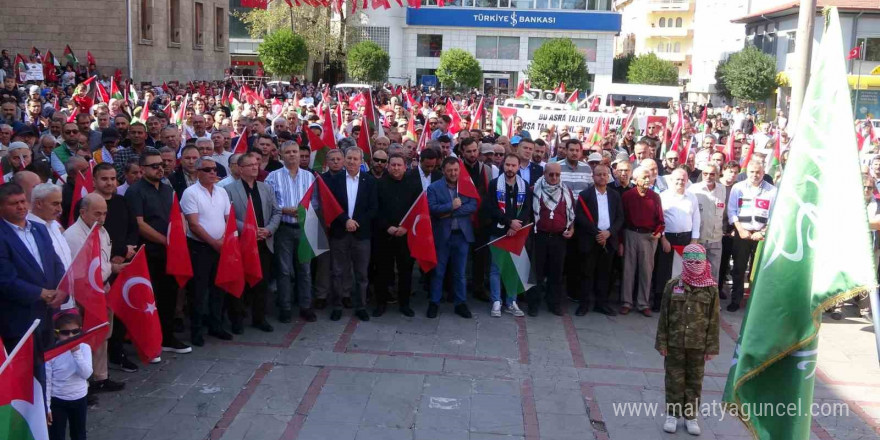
[373,154,421,317]
[326,147,378,322]
[482,153,532,317]
[574,164,624,316]
[168,145,200,197]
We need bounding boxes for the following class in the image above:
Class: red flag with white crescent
[108,248,161,362]
[399,192,437,272]
[56,226,108,330]
[166,192,193,287]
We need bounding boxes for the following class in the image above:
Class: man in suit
[427,157,478,319]
[516,138,544,187]
[0,182,66,353]
[405,146,442,192]
[574,165,624,316]
[327,147,378,322]
[169,145,200,197]
[224,152,282,333]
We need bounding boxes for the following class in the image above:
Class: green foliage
[715,46,778,102]
[613,53,634,83]
[257,29,309,77]
[713,58,731,101]
[346,41,390,82]
[235,2,352,62]
[627,53,679,85]
[525,39,590,90]
[436,49,482,90]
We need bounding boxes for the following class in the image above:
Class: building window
[140,0,153,43]
[787,31,796,54]
[348,26,390,53]
[527,37,596,62]
[476,36,520,60]
[194,2,204,49]
[168,0,181,46]
[215,7,225,50]
[417,35,443,57]
[659,17,665,27]
[422,0,604,9]
[673,42,681,52]
[675,17,682,27]
[856,38,880,61]
[477,0,498,5]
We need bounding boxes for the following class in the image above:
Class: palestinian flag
[767,132,782,178]
[670,245,685,279]
[492,100,517,137]
[0,320,49,440]
[13,55,26,82]
[488,226,535,296]
[297,176,343,263]
[42,51,57,82]
[305,125,329,171]
[110,77,123,100]
[63,44,78,66]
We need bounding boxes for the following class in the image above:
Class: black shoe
[575,306,589,316]
[567,294,582,304]
[596,306,618,316]
[87,392,99,406]
[473,290,491,303]
[252,321,274,332]
[528,304,539,317]
[342,297,353,309]
[91,378,125,393]
[454,304,472,319]
[372,305,386,317]
[173,317,185,333]
[299,309,317,322]
[426,302,439,318]
[726,303,740,312]
[109,355,138,373]
[719,290,729,300]
[550,306,563,316]
[208,329,233,341]
[355,309,371,321]
[330,310,343,321]
[191,334,205,347]
[231,321,244,335]
[279,310,293,324]
[651,304,661,313]
[399,306,415,317]
[313,298,327,310]
[162,338,193,354]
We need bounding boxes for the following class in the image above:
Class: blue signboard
[406,7,621,32]
[421,75,439,87]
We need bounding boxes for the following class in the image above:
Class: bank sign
[406,7,621,32]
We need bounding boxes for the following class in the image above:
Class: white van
[589,83,682,110]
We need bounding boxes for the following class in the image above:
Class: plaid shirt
[112,145,159,181]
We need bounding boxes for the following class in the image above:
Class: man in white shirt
[652,168,701,312]
[28,183,72,306]
[180,157,232,346]
[687,164,726,283]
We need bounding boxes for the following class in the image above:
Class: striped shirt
[265,166,315,224]
[559,160,593,194]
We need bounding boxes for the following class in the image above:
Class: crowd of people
[1,51,878,440]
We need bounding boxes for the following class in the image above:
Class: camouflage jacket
[655,279,720,354]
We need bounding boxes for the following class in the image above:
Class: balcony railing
[647,0,691,11]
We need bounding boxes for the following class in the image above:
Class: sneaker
[685,418,701,435]
[150,357,162,364]
[505,301,525,317]
[109,355,138,373]
[491,301,502,317]
[663,416,678,433]
[162,339,193,354]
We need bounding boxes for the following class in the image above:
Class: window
[417,35,443,57]
[476,0,498,6]
[856,38,880,62]
[657,42,663,52]
[194,2,204,49]
[528,37,596,62]
[476,36,520,60]
[168,0,181,46]
[787,31,796,53]
[673,42,680,53]
[215,7,225,50]
[348,26,391,52]
[659,17,666,27]
[140,0,153,43]
[675,17,682,27]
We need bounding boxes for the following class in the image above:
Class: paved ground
[86,292,880,440]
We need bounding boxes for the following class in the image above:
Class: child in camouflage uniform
[655,244,720,435]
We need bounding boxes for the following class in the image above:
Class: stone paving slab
[85,294,879,440]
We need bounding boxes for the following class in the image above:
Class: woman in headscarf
[655,243,720,436]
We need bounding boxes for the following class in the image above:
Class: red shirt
[536,199,568,233]
[621,188,665,234]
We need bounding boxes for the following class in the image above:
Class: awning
[848,75,880,90]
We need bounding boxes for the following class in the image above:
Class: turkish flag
[166,192,193,287]
[56,226,108,330]
[232,126,249,154]
[215,205,245,298]
[356,118,372,161]
[108,248,161,362]
[445,99,462,135]
[241,196,263,288]
[456,159,481,204]
[399,192,437,272]
[514,81,525,98]
[67,170,93,227]
[321,105,337,149]
[44,321,109,362]
[848,45,862,60]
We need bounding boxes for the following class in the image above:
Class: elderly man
[181,156,233,344]
[218,153,243,188]
[687,164,726,285]
[621,166,665,316]
[530,162,575,316]
[653,168,700,312]
[28,183,72,279]
[65,193,127,393]
[265,142,317,323]
[641,158,668,193]
[3,142,31,181]
[12,171,41,202]
[726,160,777,312]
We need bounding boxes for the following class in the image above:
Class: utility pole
[788,0,818,129]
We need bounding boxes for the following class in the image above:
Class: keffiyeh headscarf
[533,176,575,228]
[681,244,716,287]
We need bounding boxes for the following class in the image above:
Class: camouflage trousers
[665,348,706,419]
[829,291,870,316]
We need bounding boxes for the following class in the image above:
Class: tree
[525,38,590,90]
[613,53,634,83]
[436,49,482,90]
[627,53,679,85]
[713,58,731,101]
[346,41,389,82]
[715,46,778,102]
[257,29,309,77]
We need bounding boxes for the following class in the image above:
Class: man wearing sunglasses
[50,122,81,178]
[370,149,388,180]
[639,123,661,153]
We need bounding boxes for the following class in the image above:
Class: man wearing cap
[480,143,500,179]
[3,142,31,181]
[492,144,506,169]
[587,153,603,171]
[93,128,120,164]
[12,124,38,150]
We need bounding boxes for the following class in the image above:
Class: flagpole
[398,191,426,228]
[0,319,40,374]
[854,40,864,117]
[473,223,535,251]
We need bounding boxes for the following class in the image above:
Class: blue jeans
[274,223,313,311]
[488,235,503,304]
[431,230,469,304]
